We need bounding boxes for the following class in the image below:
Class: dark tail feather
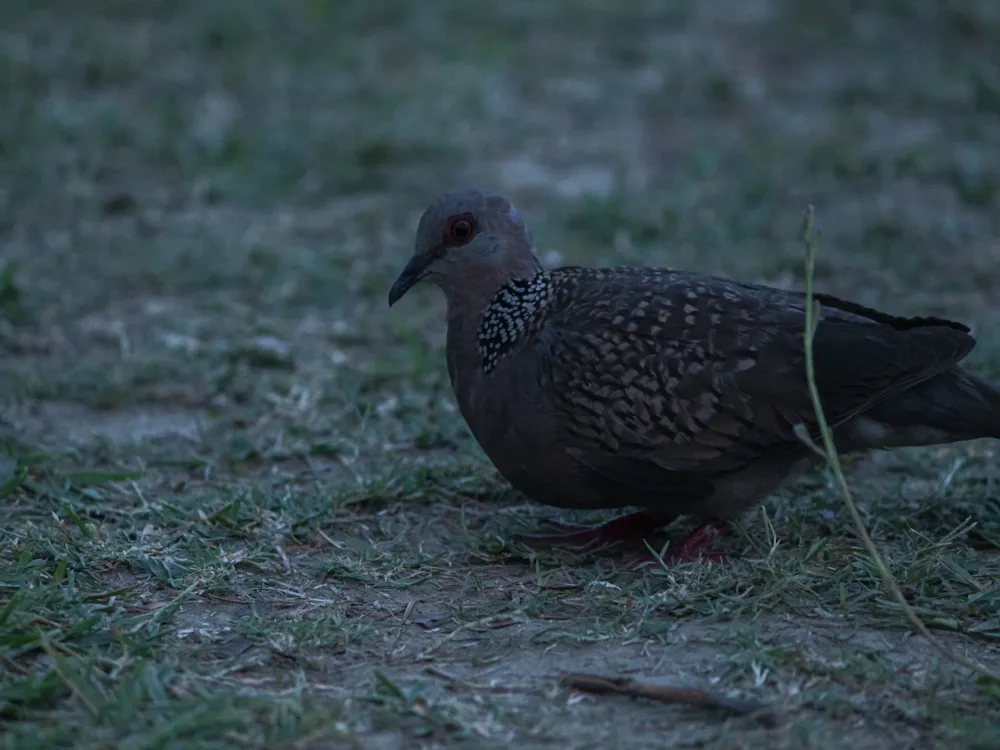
[866,367,1000,444]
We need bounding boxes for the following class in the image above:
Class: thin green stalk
[797,206,999,682]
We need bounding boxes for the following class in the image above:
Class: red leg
[517,511,671,553]
[630,520,731,569]
[665,520,730,562]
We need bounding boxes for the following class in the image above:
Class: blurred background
[3,1,999,397]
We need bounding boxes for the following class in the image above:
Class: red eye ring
[443,213,478,247]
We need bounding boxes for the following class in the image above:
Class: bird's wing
[536,267,974,479]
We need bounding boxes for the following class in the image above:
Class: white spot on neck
[477,272,552,373]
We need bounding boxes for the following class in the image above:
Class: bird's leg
[666,520,730,562]
[632,520,731,568]
[518,511,671,553]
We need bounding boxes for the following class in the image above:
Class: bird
[387,188,1000,562]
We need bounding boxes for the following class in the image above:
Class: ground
[2,0,1000,748]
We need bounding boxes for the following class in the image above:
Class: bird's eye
[443,213,478,247]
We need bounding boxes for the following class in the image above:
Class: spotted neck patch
[477,272,553,373]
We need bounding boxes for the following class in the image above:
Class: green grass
[3,0,1000,747]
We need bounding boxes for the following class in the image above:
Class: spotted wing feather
[536,267,974,479]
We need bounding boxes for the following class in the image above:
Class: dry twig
[558,672,774,721]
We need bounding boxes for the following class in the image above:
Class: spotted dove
[388,189,1000,561]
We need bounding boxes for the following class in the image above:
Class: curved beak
[388,254,433,307]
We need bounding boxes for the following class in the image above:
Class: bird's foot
[628,521,731,569]
[668,520,730,562]
[517,511,669,553]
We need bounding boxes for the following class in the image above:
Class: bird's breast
[449,348,560,474]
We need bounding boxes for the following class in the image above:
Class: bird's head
[388,189,540,307]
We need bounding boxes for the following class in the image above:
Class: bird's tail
[865,367,1000,446]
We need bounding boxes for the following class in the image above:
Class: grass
[2,0,1000,747]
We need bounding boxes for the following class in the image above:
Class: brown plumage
[388,188,1000,560]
